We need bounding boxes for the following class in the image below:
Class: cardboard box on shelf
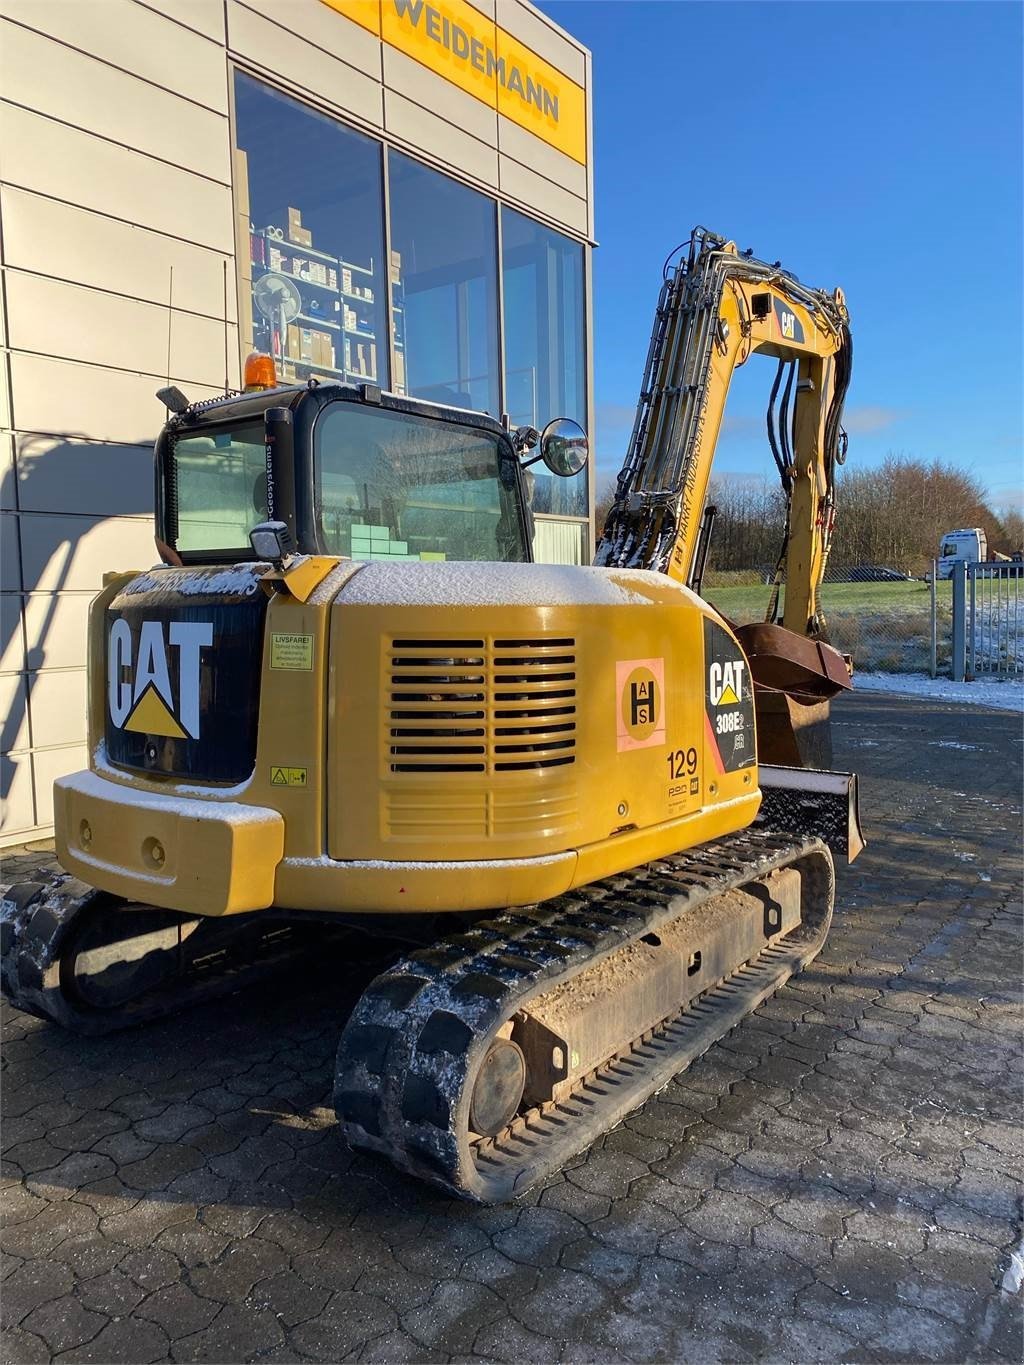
[369,341,377,377]
[393,349,406,389]
[342,268,353,293]
[287,206,312,247]
[286,324,300,360]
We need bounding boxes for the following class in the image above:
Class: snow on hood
[338,561,687,608]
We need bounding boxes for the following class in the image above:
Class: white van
[937,527,987,579]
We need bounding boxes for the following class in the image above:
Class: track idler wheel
[469,1038,526,1137]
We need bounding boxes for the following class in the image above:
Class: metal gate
[951,561,1023,679]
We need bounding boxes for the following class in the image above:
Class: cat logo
[108,619,213,740]
[773,298,805,344]
[709,659,745,708]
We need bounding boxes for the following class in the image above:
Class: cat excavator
[2,228,862,1201]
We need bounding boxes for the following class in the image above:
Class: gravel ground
[2,691,1022,1364]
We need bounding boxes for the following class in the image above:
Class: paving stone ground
[2,691,1022,1364]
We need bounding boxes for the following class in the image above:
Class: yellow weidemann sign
[322,0,587,165]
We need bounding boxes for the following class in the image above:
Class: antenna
[165,265,174,391]
[222,259,230,395]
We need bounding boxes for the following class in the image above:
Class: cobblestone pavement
[2,692,1022,1364]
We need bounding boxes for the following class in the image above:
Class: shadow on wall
[2,433,156,829]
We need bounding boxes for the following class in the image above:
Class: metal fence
[701,561,1023,680]
[701,566,944,676]
[950,561,1023,680]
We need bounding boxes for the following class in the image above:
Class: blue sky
[540,0,1023,514]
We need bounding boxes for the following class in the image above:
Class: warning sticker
[270,633,313,671]
[704,620,755,773]
[616,657,666,752]
[271,766,307,787]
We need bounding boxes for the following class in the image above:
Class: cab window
[315,403,527,562]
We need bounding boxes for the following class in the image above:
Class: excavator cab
[154,376,586,570]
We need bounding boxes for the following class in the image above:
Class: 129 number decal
[667,747,698,780]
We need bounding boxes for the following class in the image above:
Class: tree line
[595,455,1024,576]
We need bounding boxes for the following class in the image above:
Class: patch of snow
[282,852,573,871]
[1000,1239,1024,1296]
[338,561,689,608]
[306,561,364,605]
[853,671,1024,712]
[119,564,270,598]
[60,769,279,827]
[91,743,252,801]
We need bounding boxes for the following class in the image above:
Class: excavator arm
[596,228,854,764]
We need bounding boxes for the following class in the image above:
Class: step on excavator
[2,229,863,1201]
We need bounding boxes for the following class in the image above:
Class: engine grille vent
[388,638,577,774]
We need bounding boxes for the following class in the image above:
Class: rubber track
[335,830,835,1202]
[0,872,312,1035]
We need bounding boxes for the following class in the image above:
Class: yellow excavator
[1,228,862,1201]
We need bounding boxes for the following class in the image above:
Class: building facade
[0,0,594,845]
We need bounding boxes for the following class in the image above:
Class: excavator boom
[597,228,854,766]
[597,228,852,632]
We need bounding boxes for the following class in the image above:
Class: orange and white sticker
[616,657,666,752]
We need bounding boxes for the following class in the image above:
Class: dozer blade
[1,872,320,1034]
[335,830,834,1203]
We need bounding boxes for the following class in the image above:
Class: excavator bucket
[734,622,852,771]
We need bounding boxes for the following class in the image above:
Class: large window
[502,206,587,517]
[316,403,527,562]
[234,74,388,388]
[388,152,500,417]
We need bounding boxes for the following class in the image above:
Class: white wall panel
[135,0,227,44]
[18,514,156,594]
[499,156,587,235]
[227,1,383,129]
[0,434,13,511]
[0,671,29,754]
[5,272,239,389]
[384,90,499,189]
[8,352,225,447]
[0,21,231,184]
[0,0,228,111]
[28,668,88,750]
[1,747,34,836]
[1,510,21,591]
[2,189,238,323]
[32,744,88,829]
[0,590,25,674]
[19,593,92,674]
[0,105,235,254]
[238,0,382,79]
[15,436,153,518]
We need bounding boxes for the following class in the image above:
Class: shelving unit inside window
[248,221,401,388]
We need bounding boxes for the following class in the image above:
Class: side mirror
[524,414,589,480]
[539,418,589,478]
